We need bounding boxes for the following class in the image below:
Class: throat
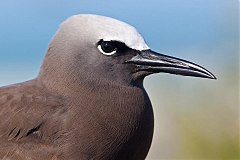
[67,84,154,159]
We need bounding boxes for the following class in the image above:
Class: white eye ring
[97,44,117,56]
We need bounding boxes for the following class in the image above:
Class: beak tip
[211,75,217,80]
[205,73,217,80]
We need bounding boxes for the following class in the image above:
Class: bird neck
[66,82,154,158]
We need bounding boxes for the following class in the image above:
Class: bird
[0,14,216,160]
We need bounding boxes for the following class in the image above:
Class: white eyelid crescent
[97,45,117,56]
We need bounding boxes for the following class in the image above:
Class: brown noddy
[0,14,216,160]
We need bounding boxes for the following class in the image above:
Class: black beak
[126,50,216,79]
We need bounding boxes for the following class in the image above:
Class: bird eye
[97,41,117,56]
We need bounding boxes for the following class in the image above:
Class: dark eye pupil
[101,41,116,53]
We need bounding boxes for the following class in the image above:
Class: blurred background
[0,0,238,159]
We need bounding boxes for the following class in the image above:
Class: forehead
[66,14,149,51]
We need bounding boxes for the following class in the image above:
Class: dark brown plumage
[0,14,215,160]
[0,79,153,159]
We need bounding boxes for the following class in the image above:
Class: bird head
[39,14,216,90]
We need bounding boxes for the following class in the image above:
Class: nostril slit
[8,127,16,137]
